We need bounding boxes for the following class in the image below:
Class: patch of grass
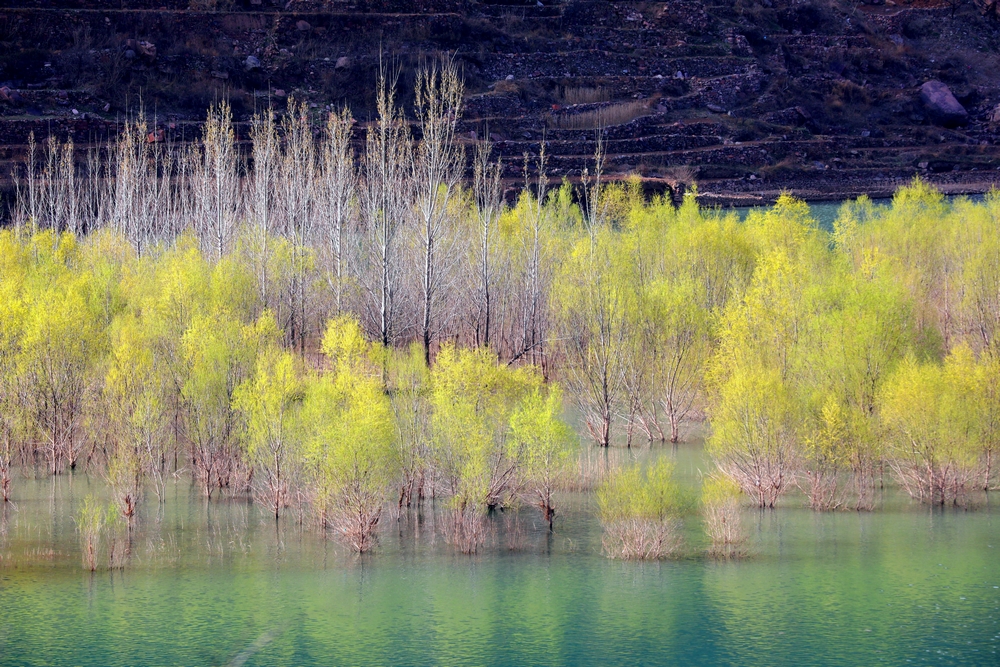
[560,86,610,105]
[824,79,870,116]
[548,101,651,130]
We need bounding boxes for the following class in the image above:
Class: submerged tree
[430,345,550,552]
[234,342,303,519]
[509,384,575,530]
[598,459,687,560]
[881,346,983,505]
[701,474,747,559]
[553,226,629,447]
[303,316,398,552]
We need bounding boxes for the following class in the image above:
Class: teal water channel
[0,443,997,666]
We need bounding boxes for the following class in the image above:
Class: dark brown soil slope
[4,0,1000,204]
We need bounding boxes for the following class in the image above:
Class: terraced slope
[3,0,1000,204]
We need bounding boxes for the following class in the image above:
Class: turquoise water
[0,444,998,666]
[729,201,871,232]
[730,193,986,232]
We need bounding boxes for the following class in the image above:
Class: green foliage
[384,343,433,509]
[430,344,544,511]
[75,494,106,571]
[7,174,1000,546]
[233,343,303,517]
[301,328,398,551]
[597,459,687,524]
[700,474,742,506]
[700,473,747,558]
[509,384,575,526]
[597,459,689,559]
[880,345,986,504]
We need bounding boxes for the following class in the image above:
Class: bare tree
[109,113,161,253]
[580,129,605,232]
[319,107,358,317]
[193,102,240,261]
[413,57,465,364]
[248,106,280,307]
[280,100,318,354]
[472,139,503,350]
[513,146,551,369]
[361,66,413,347]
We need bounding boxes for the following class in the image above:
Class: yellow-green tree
[597,459,687,559]
[301,316,398,551]
[701,474,746,558]
[430,344,543,551]
[639,276,712,443]
[17,231,105,474]
[707,251,812,507]
[707,366,797,508]
[800,266,914,509]
[0,264,26,501]
[384,343,432,509]
[552,227,629,447]
[181,312,275,498]
[509,384,575,529]
[103,316,170,518]
[234,342,303,519]
[880,346,982,505]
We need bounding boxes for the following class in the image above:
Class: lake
[0,442,997,666]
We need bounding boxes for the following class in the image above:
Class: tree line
[3,61,999,560]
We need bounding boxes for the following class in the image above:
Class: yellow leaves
[707,365,795,459]
[889,176,945,214]
[509,384,574,479]
[0,280,25,354]
[713,248,807,382]
[430,344,550,507]
[233,345,302,462]
[880,345,984,468]
[598,459,684,523]
[700,473,742,506]
[803,394,849,467]
[744,192,822,265]
[321,315,373,372]
[301,362,397,495]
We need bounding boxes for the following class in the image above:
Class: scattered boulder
[990,103,1000,124]
[0,86,22,105]
[138,41,156,60]
[920,80,967,127]
[244,55,261,71]
[335,56,351,70]
[295,20,312,32]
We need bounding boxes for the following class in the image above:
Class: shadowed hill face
[2,0,1000,203]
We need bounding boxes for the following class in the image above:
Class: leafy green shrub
[597,459,687,559]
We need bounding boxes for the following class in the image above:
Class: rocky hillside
[3,0,1000,204]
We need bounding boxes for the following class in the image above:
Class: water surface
[0,444,997,666]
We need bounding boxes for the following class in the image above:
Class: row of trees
[0,227,573,553]
[707,186,1000,509]
[10,60,552,370]
[6,60,1000,542]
